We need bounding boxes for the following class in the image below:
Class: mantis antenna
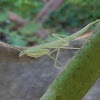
[0,44,22,52]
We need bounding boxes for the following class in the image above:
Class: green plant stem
[40,23,100,100]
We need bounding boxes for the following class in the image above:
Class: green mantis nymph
[19,19,100,69]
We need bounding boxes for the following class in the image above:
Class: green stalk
[40,23,100,100]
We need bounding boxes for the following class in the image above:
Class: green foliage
[46,0,100,27]
[0,26,27,46]
[19,23,42,35]
[0,12,8,22]
[0,24,42,46]
[7,31,27,46]
[0,0,43,19]
[0,14,41,46]
[0,0,44,46]
[0,0,100,46]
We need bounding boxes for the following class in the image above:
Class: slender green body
[19,19,100,58]
[40,22,100,100]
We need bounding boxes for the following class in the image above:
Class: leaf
[19,23,42,35]
[0,12,8,22]
[26,36,38,42]
[8,31,27,46]
[0,28,4,32]
[11,39,27,46]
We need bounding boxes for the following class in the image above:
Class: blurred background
[0,0,100,47]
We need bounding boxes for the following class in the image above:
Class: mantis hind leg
[48,48,63,69]
[54,48,63,69]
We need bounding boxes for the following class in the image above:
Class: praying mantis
[19,19,100,69]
